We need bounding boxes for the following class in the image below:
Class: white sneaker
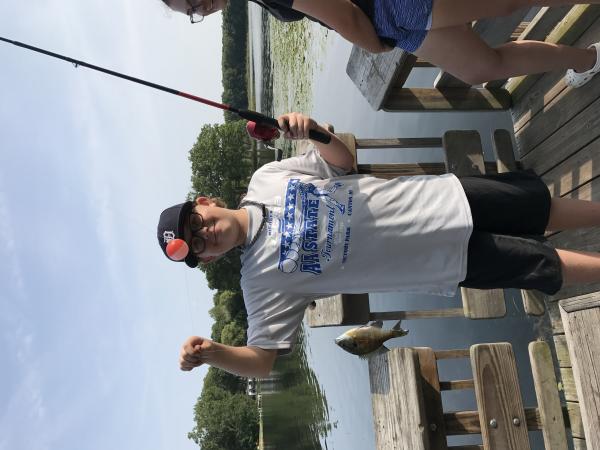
[565,42,600,88]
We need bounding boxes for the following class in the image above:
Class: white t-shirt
[240,147,472,351]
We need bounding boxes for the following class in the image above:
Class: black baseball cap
[157,201,198,268]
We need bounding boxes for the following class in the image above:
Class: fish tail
[391,328,409,338]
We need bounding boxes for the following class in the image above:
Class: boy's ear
[195,196,211,206]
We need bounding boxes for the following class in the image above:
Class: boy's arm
[291,0,392,53]
[277,112,355,172]
[180,336,277,378]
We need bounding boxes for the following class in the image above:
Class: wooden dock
[338,5,600,448]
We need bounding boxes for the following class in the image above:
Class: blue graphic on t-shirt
[278,179,348,275]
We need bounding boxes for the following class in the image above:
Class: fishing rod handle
[237,109,332,144]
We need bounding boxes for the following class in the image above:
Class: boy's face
[183,197,244,263]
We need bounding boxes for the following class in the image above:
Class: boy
[158,112,600,378]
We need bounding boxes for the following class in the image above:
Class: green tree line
[222,0,249,122]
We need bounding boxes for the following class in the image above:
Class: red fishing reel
[246,121,280,142]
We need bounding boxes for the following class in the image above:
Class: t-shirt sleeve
[244,286,318,355]
[276,145,350,179]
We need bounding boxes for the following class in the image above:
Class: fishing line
[0,36,331,144]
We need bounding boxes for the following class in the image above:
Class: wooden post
[415,348,449,450]
[471,343,531,449]
[443,130,507,319]
[560,294,600,449]
[529,341,569,450]
[369,348,431,449]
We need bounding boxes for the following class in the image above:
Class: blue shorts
[373,0,433,52]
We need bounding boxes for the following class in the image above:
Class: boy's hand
[277,112,318,140]
[179,336,211,371]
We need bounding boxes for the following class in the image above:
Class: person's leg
[557,248,600,285]
[430,0,600,30]
[414,26,595,84]
[547,197,600,231]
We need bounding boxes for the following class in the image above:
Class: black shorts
[458,172,562,295]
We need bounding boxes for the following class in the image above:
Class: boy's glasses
[186,0,206,23]
[189,212,207,255]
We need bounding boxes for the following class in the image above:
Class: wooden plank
[435,9,530,88]
[560,293,600,312]
[439,380,475,391]
[516,47,600,164]
[370,308,464,321]
[358,162,498,178]
[444,407,542,435]
[384,87,511,111]
[434,349,470,360]
[486,6,572,89]
[560,367,578,402]
[567,401,585,439]
[355,137,442,149]
[460,289,507,319]
[492,129,519,173]
[518,6,573,42]
[416,348,448,450]
[444,131,507,319]
[369,348,430,450]
[443,130,487,175]
[560,299,600,448]
[547,299,564,333]
[521,290,546,316]
[554,334,571,367]
[529,341,569,450]
[470,343,531,450]
[541,137,600,198]
[511,8,600,131]
[305,293,370,327]
[346,46,416,110]
[507,5,600,101]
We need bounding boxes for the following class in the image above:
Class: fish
[334,320,409,358]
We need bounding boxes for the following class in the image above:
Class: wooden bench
[369,342,569,449]
[346,6,600,112]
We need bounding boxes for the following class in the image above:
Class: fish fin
[391,320,403,330]
[368,320,383,328]
[392,329,409,338]
[358,345,390,360]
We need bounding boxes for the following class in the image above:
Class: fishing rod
[0,36,331,144]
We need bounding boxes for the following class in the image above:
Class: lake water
[249,8,551,449]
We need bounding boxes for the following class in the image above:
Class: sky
[0,1,225,449]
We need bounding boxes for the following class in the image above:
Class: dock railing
[368,341,572,450]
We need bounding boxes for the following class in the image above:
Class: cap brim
[177,201,199,268]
